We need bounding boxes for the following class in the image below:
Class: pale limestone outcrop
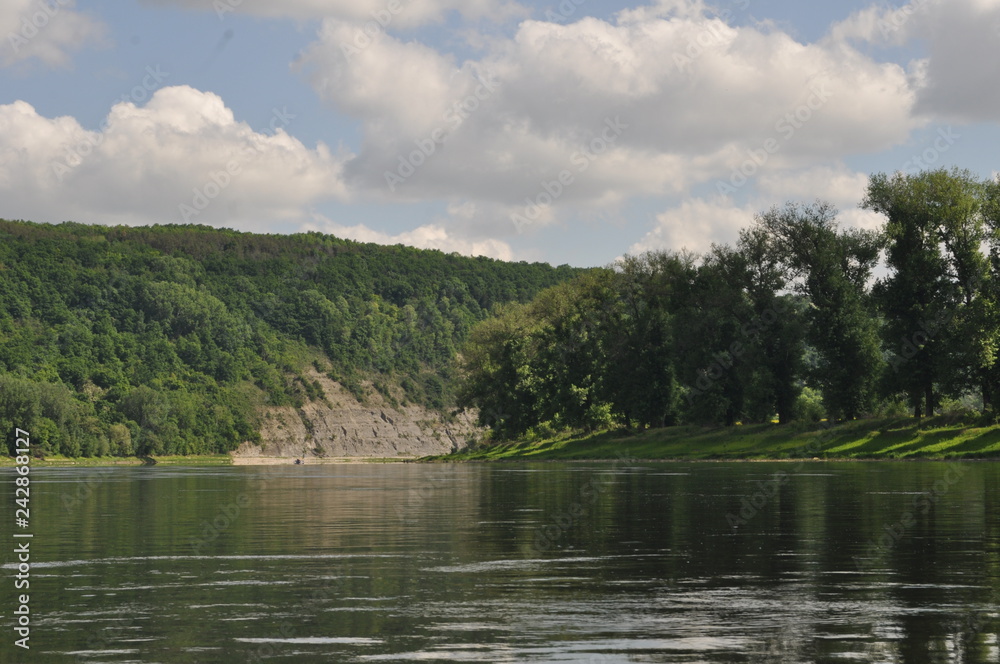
[232,369,480,460]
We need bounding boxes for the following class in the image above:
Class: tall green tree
[729,227,805,424]
[757,202,882,420]
[863,168,994,415]
[982,176,1000,408]
[677,250,755,425]
[456,302,541,439]
[602,253,685,428]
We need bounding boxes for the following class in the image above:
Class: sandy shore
[230,456,420,465]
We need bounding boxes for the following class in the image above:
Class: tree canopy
[459,169,1000,439]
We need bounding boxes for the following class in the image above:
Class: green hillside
[0,219,582,457]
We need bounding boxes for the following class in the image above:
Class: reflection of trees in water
[950,605,996,663]
[750,623,813,664]
[859,604,995,663]
[863,639,899,664]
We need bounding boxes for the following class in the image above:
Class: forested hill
[0,219,582,457]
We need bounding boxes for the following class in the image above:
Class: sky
[1,0,999,268]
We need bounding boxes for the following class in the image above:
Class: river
[3,460,998,662]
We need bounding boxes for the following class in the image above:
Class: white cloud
[838,207,885,232]
[829,0,1000,122]
[628,191,884,259]
[757,164,870,209]
[630,198,757,256]
[0,86,349,230]
[296,3,917,226]
[757,165,885,231]
[615,0,711,23]
[141,0,528,28]
[304,212,514,260]
[1,0,107,67]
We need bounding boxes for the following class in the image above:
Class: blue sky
[2,0,998,267]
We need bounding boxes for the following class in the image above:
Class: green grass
[0,454,233,467]
[432,416,1000,462]
[7,418,1000,465]
[0,455,147,467]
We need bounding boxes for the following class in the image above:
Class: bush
[109,423,133,456]
[872,398,911,418]
[794,387,826,423]
[938,396,979,420]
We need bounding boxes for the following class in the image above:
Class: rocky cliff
[232,369,480,461]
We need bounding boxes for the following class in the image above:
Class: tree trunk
[924,384,934,418]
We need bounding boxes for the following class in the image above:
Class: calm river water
[3,461,999,663]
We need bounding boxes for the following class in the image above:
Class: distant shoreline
[5,416,1000,466]
[0,455,419,467]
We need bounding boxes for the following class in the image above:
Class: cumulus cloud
[7,0,975,264]
[756,165,886,231]
[829,0,1000,122]
[629,192,884,259]
[0,86,349,229]
[140,0,527,28]
[630,198,758,256]
[1,0,107,67]
[757,164,870,209]
[632,163,886,258]
[295,3,917,223]
[304,212,514,260]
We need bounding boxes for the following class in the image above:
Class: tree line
[458,168,1000,439]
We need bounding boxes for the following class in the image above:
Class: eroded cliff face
[232,369,480,460]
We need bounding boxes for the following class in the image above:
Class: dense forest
[459,169,1000,439]
[0,221,580,456]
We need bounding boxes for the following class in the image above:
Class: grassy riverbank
[0,454,233,467]
[434,416,1000,461]
[7,416,1000,465]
